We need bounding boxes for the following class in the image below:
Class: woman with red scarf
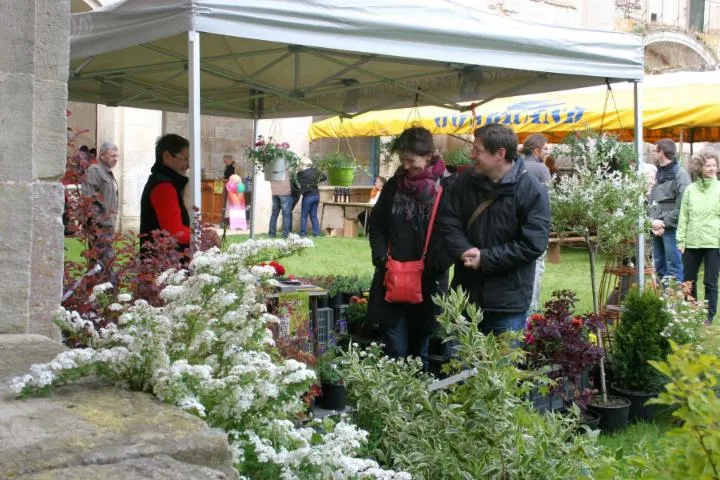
[367,127,455,369]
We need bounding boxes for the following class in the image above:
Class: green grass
[67,234,606,312]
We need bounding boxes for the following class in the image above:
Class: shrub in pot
[523,290,604,415]
[610,287,672,421]
[344,295,369,337]
[246,135,301,182]
[315,346,346,411]
[316,151,360,186]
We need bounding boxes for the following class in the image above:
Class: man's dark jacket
[437,159,550,313]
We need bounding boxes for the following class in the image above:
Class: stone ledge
[0,335,238,480]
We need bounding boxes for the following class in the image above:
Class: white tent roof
[70,0,644,119]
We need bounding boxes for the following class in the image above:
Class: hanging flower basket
[246,136,300,182]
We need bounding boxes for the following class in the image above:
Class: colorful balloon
[226,182,237,193]
[237,182,246,193]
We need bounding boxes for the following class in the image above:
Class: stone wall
[0,0,70,338]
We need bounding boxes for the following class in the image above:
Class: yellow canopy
[309,72,720,143]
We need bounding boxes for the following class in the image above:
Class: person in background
[269,173,294,238]
[649,138,691,283]
[438,124,550,336]
[296,158,327,237]
[89,147,97,164]
[367,127,454,370]
[81,141,120,264]
[222,154,236,227]
[520,134,551,314]
[357,176,386,228]
[140,134,191,253]
[223,154,236,180]
[520,134,552,186]
[676,149,720,324]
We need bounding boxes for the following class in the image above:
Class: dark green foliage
[612,288,671,392]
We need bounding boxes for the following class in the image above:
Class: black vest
[139,164,190,251]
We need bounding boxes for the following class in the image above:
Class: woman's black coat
[366,175,455,330]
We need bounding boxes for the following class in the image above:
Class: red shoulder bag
[384,185,443,304]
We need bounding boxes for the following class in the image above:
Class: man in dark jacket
[438,124,550,335]
[649,138,690,283]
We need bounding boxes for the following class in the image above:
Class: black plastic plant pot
[580,410,601,431]
[317,296,329,308]
[587,395,631,433]
[610,382,658,422]
[319,381,346,411]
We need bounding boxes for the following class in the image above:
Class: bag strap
[422,183,444,258]
[466,197,495,231]
[387,181,444,258]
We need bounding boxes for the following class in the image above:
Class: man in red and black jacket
[140,134,191,254]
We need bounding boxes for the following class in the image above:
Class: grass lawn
[64,233,669,460]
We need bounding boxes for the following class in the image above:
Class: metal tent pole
[249,117,258,239]
[633,80,645,290]
[188,31,202,214]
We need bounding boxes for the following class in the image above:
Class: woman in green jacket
[676,149,720,323]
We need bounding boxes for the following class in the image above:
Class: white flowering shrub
[550,132,648,252]
[10,235,408,479]
[660,280,708,348]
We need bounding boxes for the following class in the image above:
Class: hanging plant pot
[587,395,631,433]
[264,158,288,182]
[319,381,346,410]
[328,166,355,186]
[610,382,658,422]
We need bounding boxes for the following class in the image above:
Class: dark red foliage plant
[523,290,607,409]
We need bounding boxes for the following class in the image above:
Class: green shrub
[612,288,671,392]
[340,288,603,479]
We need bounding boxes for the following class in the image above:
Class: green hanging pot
[328,166,355,186]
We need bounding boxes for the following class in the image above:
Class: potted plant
[315,346,346,411]
[549,130,648,314]
[344,295,369,337]
[523,290,605,419]
[444,146,472,174]
[247,135,301,182]
[316,151,360,186]
[609,287,671,421]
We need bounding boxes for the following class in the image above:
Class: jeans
[299,193,321,236]
[269,194,293,237]
[380,313,431,371]
[479,311,527,336]
[529,251,547,313]
[652,228,683,282]
[683,248,720,323]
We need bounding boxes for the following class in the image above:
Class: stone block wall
[0,0,70,338]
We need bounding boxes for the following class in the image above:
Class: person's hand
[461,248,481,270]
[678,246,685,254]
[651,219,665,230]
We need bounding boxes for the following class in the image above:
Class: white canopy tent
[70,0,646,284]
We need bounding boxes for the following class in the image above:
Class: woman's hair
[391,127,435,156]
[155,133,190,167]
[689,148,719,176]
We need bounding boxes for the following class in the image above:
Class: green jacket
[676,177,720,249]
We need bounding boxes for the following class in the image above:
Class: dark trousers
[380,309,431,371]
[683,248,720,323]
[269,195,293,237]
[299,193,321,236]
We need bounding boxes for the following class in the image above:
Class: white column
[188,30,202,211]
[633,80,645,290]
